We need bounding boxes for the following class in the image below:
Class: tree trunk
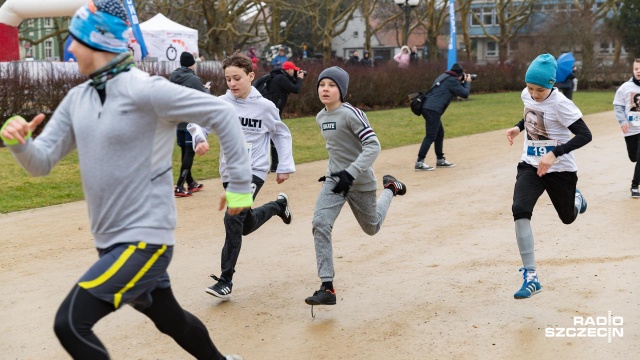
[580,37,595,89]
[613,38,622,66]
[362,0,372,54]
[458,2,472,62]
[323,33,333,65]
[498,41,508,64]
[271,6,281,45]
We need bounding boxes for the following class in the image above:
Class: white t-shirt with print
[612,80,640,137]
[520,88,583,172]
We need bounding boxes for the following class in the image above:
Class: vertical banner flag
[123,0,148,59]
[447,0,457,69]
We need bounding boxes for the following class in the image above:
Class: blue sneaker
[514,268,542,299]
[575,189,587,214]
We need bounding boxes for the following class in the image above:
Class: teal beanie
[525,54,557,89]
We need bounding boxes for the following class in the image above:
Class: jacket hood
[170,67,196,85]
[224,86,264,102]
[269,68,294,80]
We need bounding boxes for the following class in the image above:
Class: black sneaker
[383,175,407,196]
[188,181,204,193]
[175,186,192,197]
[276,193,292,224]
[205,275,232,299]
[631,187,640,199]
[305,285,336,305]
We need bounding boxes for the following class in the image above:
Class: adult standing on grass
[170,51,211,197]
[0,1,251,359]
[414,63,472,171]
[613,58,640,198]
[264,60,305,172]
[505,53,592,300]
[188,51,295,300]
[556,65,577,100]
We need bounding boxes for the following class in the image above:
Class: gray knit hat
[317,66,350,102]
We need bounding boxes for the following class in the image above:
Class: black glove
[330,170,354,196]
[318,176,326,182]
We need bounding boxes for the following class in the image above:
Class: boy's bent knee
[559,210,578,225]
[362,226,379,236]
[312,217,331,233]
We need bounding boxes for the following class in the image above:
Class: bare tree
[360,0,403,54]
[471,0,535,64]
[457,0,473,62]
[299,0,361,63]
[571,0,616,82]
[414,0,449,62]
[139,0,267,59]
[257,0,307,49]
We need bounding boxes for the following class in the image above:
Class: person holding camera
[414,63,473,171]
[264,61,305,172]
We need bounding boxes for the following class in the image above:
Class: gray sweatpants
[312,180,394,282]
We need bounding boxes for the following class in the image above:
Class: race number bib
[221,143,253,164]
[628,112,640,127]
[526,140,557,164]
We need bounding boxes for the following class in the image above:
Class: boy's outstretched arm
[506,118,524,146]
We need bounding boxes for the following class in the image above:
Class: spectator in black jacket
[264,60,305,171]
[169,52,211,196]
[348,51,360,66]
[556,65,577,100]
[360,51,373,67]
[410,46,419,64]
[415,63,473,171]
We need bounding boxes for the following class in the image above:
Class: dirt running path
[1,111,638,359]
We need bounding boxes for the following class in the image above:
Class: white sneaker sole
[205,287,231,300]
[514,287,542,300]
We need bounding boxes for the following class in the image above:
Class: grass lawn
[0,91,614,213]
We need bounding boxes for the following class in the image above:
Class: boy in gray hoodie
[0,1,249,359]
[188,51,295,300]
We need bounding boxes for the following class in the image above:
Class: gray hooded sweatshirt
[6,68,252,249]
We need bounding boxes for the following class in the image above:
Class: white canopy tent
[127,13,198,62]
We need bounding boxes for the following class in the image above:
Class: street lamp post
[279,21,287,46]
[394,0,420,46]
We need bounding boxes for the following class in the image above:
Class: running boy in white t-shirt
[505,54,592,299]
[612,58,640,198]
